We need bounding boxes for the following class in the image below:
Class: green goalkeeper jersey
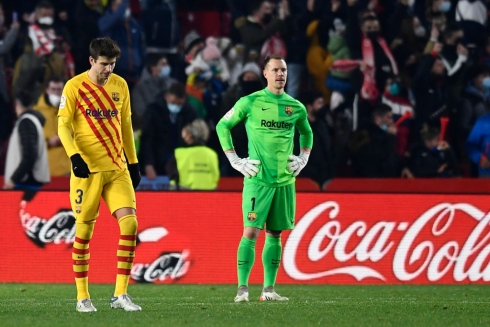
[216,88,313,187]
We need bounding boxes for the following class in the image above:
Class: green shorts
[242,182,296,231]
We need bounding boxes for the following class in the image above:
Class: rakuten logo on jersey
[261,120,293,130]
[283,201,490,283]
[85,108,118,119]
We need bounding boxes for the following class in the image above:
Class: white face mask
[167,103,182,114]
[38,16,53,25]
[414,25,426,38]
[48,94,61,107]
[124,8,131,19]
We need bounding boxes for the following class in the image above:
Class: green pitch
[1,284,490,327]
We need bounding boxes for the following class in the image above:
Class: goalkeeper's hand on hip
[287,151,310,177]
[225,151,261,178]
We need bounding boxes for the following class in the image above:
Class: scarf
[360,35,398,101]
[28,24,55,56]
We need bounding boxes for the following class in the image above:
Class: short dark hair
[248,0,267,15]
[146,53,166,70]
[36,0,54,11]
[301,91,323,106]
[421,127,440,141]
[167,82,186,99]
[372,103,392,119]
[263,54,285,69]
[15,89,35,108]
[47,76,65,84]
[89,37,121,60]
[443,22,463,41]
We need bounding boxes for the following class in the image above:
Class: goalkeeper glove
[128,163,141,189]
[225,151,261,178]
[287,151,310,177]
[70,153,90,178]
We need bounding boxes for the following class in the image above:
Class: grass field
[1,284,489,327]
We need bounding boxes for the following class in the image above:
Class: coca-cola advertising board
[1,191,490,284]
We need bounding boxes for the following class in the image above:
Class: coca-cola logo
[20,200,75,247]
[18,201,191,283]
[131,250,190,283]
[283,201,490,282]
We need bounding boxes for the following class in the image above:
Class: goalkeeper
[216,54,313,302]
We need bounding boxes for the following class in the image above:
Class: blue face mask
[389,83,400,96]
[167,103,182,114]
[380,124,388,131]
[159,66,171,78]
[483,77,490,89]
[439,2,451,12]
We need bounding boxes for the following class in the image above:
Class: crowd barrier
[2,190,490,284]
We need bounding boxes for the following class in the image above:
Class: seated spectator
[131,53,176,130]
[33,77,70,177]
[166,119,219,190]
[138,82,197,180]
[348,103,400,177]
[402,127,459,178]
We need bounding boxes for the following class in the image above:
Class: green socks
[237,235,282,288]
[237,237,256,287]
[262,235,282,288]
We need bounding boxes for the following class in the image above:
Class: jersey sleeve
[216,96,250,151]
[120,80,138,164]
[296,104,313,150]
[57,80,78,157]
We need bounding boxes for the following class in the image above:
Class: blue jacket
[98,1,145,81]
[466,113,490,176]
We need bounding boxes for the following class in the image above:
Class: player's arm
[288,106,313,177]
[216,97,260,178]
[121,82,141,189]
[58,82,90,178]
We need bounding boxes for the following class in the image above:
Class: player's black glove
[128,163,141,189]
[70,154,90,178]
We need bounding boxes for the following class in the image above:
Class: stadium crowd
[1,0,490,191]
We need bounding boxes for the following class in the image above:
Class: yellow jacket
[306,20,333,103]
[34,94,71,176]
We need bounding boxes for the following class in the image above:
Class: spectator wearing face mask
[131,53,176,131]
[33,77,70,176]
[138,82,197,180]
[13,0,69,101]
[402,127,459,178]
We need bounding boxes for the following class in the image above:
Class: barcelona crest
[247,212,257,222]
[112,92,120,101]
[285,106,293,116]
[75,206,82,214]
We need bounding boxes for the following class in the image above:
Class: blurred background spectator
[166,118,219,190]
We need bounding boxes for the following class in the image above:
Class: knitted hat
[241,61,261,77]
[201,37,221,61]
[184,30,204,55]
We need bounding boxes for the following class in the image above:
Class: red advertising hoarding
[1,191,490,284]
